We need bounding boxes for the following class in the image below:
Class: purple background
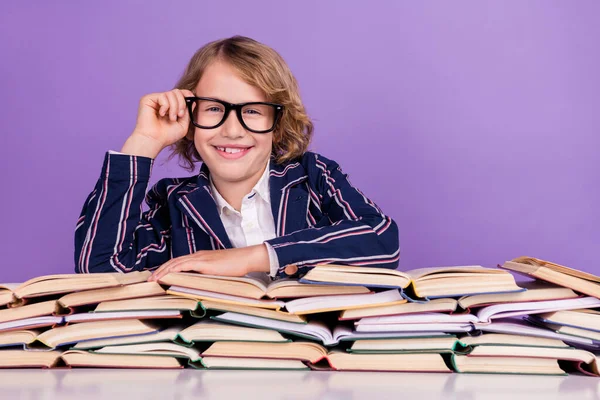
[1,1,598,282]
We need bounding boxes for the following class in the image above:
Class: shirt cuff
[102,151,154,182]
[108,150,124,155]
[264,242,280,279]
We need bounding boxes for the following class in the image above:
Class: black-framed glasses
[184,96,284,134]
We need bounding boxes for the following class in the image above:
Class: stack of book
[1,257,599,376]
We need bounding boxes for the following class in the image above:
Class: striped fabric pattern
[74,151,400,278]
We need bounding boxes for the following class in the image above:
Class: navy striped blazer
[74,151,400,278]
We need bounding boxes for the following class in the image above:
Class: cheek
[193,129,215,154]
[255,134,273,153]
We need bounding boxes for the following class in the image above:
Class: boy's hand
[147,244,270,282]
[121,89,197,159]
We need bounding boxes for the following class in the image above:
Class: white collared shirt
[209,162,280,278]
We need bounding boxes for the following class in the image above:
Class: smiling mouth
[212,145,253,159]
[214,146,252,154]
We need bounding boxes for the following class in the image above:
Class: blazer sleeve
[265,153,400,278]
[74,152,172,273]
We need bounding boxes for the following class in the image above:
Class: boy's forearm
[120,133,164,159]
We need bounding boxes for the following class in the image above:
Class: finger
[157,93,169,117]
[148,263,169,281]
[148,257,180,281]
[165,91,180,122]
[173,89,186,118]
[180,90,196,115]
[180,89,195,98]
[149,265,174,282]
[151,257,190,281]
[165,263,188,275]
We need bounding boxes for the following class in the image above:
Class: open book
[527,311,600,342]
[211,312,443,346]
[0,284,18,307]
[200,356,309,370]
[451,354,565,375]
[0,295,199,329]
[0,271,151,303]
[166,286,285,309]
[91,342,201,362]
[0,329,42,349]
[54,282,166,314]
[348,332,569,353]
[530,309,600,333]
[500,256,600,298]
[167,286,404,315]
[5,319,160,350]
[348,336,463,353]
[71,321,290,350]
[198,299,306,324]
[456,342,600,376]
[472,320,600,349]
[0,349,185,369]
[339,298,458,320]
[0,282,167,323]
[92,295,203,315]
[459,333,569,349]
[457,281,579,310]
[300,264,523,299]
[158,272,370,300]
[354,296,600,327]
[201,341,452,372]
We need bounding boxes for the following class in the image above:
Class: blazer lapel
[174,165,233,250]
[269,159,309,237]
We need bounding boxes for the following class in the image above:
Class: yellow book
[0,271,151,303]
[158,272,370,300]
[166,287,285,310]
[300,264,523,299]
[339,298,458,320]
[0,282,166,320]
[202,341,451,372]
[457,281,579,310]
[451,355,565,375]
[283,289,405,315]
[199,300,306,324]
[501,256,600,298]
[29,319,159,350]
[0,284,18,307]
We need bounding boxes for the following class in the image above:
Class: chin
[206,163,251,182]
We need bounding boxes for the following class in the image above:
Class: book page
[513,256,600,283]
[406,266,500,280]
[310,264,411,279]
[166,272,270,293]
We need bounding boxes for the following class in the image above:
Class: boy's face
[192,61,273,187]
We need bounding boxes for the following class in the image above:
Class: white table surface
[0,370,598,400]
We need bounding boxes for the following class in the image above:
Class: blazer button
[284,264,298,275]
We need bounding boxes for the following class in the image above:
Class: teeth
[217,147,246,154]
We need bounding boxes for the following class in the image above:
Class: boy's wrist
[245,244,271,274]
[120,133,165,159]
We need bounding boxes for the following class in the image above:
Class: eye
[243,108,262,115]
[205,106,223,113]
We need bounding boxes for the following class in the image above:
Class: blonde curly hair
[168,36,314,172]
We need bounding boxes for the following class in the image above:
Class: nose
[220,109,246,139]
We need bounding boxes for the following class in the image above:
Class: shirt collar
[209,161,271,216]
